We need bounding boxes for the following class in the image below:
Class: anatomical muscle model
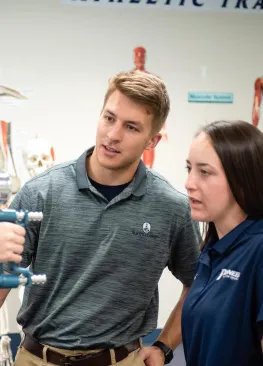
[132,46,168,168]
[252,77,263,127]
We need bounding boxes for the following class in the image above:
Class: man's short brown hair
[103,70,170,135]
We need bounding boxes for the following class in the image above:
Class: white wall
[0,0,263,331]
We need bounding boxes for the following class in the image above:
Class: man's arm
[139,285,189,366]
[157,285,189,349]
[158,204,200,347]
[139,202,200,365]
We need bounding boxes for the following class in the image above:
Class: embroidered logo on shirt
[132,222,158,238]
[216,269,241,281]
[143,222,151,233]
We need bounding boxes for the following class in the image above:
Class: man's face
[95,90,160,171]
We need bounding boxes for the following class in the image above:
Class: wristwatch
[152,340,174,364]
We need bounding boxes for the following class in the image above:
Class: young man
[0,222,25,264]
[0,70,200,366]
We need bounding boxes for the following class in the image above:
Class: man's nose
[107,123,123,142]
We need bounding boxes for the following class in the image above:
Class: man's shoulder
[146,168,188,206]
[25,159,77,188]
[10,159,78,210]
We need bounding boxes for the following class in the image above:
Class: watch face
[165,349,174,364]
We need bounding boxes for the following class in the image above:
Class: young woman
[182,120,263,366]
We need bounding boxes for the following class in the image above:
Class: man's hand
[138,346,165,366]
[0,222,26,263]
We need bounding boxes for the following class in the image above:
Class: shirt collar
[206,218,258,256]
[76,147,147,196]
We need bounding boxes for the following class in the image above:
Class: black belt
[21,335,141,366]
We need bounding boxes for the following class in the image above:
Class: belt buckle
[60,356,71,366]
[61,353,85,366]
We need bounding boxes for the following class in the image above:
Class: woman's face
[185,132,238,225]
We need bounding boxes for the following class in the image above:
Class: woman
[182,120,263,366]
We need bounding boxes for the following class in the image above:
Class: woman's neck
[215,208,247,239]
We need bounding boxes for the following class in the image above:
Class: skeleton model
[252,77,263,127]
[133,47,168,168]
[22,137,55,177]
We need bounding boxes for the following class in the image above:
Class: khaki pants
[13,343,145,366]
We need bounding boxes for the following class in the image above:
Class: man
[0,70,200,366]
[0,222,25,263]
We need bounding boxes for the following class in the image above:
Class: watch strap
[152,340,174,364]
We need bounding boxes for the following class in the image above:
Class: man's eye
[105,116,113,122]
[127,125,137,131]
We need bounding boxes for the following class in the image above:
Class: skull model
[23,137,55,177]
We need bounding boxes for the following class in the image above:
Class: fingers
[138,347,165,366]
[0,222,25,238]
[11,243,24,255]
[12,224,26,237]
[4,223,26,246]
[0,246,23,263]
[6,252,22,263]
[3,240,24,263]
[7,230,26,246]
[0,222,26,263]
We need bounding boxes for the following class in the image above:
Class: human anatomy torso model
[133,47,168,169]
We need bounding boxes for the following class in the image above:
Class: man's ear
[145,133,162,151]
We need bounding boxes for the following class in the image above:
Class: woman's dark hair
[197,120,263,248]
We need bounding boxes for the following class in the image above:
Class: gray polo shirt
[9,148,200,349]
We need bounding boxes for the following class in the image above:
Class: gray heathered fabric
[8,148,200,349]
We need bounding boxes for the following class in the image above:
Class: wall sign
[188,92,234,103]
[61,0,263,12]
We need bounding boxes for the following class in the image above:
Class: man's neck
[87,149,139,186]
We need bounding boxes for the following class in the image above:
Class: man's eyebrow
[104,109,143,127]
[104,109,116,117]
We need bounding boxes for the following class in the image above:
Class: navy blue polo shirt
[182,218,263,366]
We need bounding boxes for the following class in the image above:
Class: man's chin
[98,156,133,171]
[100,162,125,171]
[97,155,119,168]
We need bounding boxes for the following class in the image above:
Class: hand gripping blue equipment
[0,170,47,288]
